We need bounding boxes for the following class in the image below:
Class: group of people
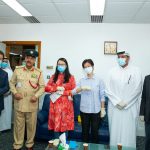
[0,49,150,150]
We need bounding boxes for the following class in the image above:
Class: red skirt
[48,96,74,132]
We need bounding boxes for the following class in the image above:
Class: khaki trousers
[13,110,37,149]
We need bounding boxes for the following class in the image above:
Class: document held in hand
[50,92,62,103]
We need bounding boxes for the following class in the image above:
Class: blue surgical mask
[118,58,126,67]
[57,65,66,73]
[1,62,8,69]
[0,60,2,68]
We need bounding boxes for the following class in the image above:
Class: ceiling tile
[23,3,60,17]
[108,0,146,2]
[0,5,20,17]
[133,2,150,21]
[103,17,132,23]
[104,2,143,19]
[36,15,63,23]
[18,0,52,4]
[0,1,5,5]
[136,2,150,18]
[0,16,27,24]
[55,2,90,22]
[52,0,87,3]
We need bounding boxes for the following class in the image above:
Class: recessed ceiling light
[90,0,106,16]
[2,0,32,16]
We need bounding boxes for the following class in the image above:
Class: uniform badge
[31,74,38,78]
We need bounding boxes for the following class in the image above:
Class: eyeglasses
[2,60,8,63]
[57,64,66,66]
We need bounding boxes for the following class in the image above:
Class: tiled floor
[0,130,145,150]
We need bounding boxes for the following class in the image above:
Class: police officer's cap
[25,49,38,58]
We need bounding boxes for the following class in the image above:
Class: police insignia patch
[31,74,37,78]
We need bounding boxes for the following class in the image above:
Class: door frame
[2,41,41,68]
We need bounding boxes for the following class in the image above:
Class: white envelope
[50,92,61,103]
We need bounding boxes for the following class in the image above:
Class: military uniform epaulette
[15,66,24,69]
[34,68,42,73]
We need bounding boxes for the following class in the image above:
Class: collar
[85,74,96,80]
[118,64,129,70]
[23,66,34,71]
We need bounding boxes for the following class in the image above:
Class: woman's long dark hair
[53,58,71,83]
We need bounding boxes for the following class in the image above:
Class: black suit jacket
[140,75,150,122]
[0,68,9,115]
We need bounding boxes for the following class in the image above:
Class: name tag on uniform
[16,82,22,88]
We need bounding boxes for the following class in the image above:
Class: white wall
[0,23,150,83]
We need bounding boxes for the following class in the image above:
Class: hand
[100,108,106,118]
[57,86,65,91]
[116,100,127,110]
[30,96,38,103]
[68,96,73,101]
[56,90,64,95]
[14,93,23,100]
[81,86,91,91]
[76,88,82,93]
[139,116,144,122]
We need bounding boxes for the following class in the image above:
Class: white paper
[50,92,61,103]
[16,82,22,88]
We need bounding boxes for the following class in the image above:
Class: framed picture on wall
[104,41,117,55]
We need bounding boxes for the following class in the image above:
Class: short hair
[0,50,4,59]
[82,59,94,68]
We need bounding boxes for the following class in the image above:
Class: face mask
[118,58,126,67]
[0,60,2,68]
[84,66,93,74]
[57,65,66,73]
[1,62,8,69]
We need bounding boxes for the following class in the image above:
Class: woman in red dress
[45,58,76,138]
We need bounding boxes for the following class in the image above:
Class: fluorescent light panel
[2,0,32,16]
[90,0,106,15]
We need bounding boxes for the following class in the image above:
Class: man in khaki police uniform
[10,50,45,150]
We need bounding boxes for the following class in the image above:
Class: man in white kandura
[0,56,13,131]
[106,51,143,148]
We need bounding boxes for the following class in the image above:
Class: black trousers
[145,122,150,150]
[80,111,100,144]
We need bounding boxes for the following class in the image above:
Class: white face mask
[84,66,93,74]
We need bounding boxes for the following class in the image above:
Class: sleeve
[72,79,81,95]
[125,69,143,109]
[0,73,9,96]
[45,75,57,93]
[105,71,122,106]
[140,76,146,116]
[63,75,76,96]
[9,69,17,95]
[99,79,105,102]
[35,72,45,98]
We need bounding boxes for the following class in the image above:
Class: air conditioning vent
[91,15,103,23]
[24,16,40,23]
